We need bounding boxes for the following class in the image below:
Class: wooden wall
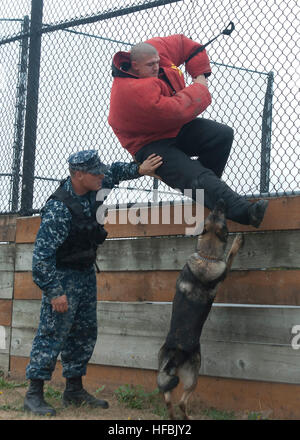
[0,215,16,374]
[1,196,300,418]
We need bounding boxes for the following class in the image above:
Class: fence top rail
[0,0,182,45]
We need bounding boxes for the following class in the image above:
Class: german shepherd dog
[157,199,244,420]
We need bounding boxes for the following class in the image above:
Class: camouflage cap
[68,150,108,175]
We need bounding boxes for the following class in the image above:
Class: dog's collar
[197,253,223,262]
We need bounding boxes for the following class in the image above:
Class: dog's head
[196,199,228,255]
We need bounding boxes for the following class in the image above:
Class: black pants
[135,118,251,224]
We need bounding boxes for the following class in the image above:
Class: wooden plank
[95,302,300,346]
[0,271,14,299]
[10,323,300,384]
[79,301,300,383]
[11,327,37,359]
[0,244,15,271]
[14,196,300,243]
[13,272,42,300]
[216,269,300,306]
[15,243,33,272]
[200,340,300,384]
[14,231,300,272]
[98,270,300,306]
[97,231,300,271]
[0,325,10,373]
[97,271,179,303]
[15,215,40,244]
[11,300,41,329]
[90,335,300,384]
[90,333,162,370]
[0,353,9,373]
[106,196,300,237]
[15,269,300,306]
[12,300,300,347]
[9,356,300,419]
[0,300,12,327]
[0,215,17,242]
[104,202,204,238]
[11,300,300,384]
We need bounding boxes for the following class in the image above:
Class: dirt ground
[0,381,161,420]
[0,376,274,421]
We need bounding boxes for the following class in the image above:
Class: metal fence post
[260,71,274,194]
[10,15,30,212]
[20,0,43,215]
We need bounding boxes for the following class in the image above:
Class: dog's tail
[157,346,180,393]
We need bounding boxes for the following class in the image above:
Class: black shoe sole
[62,398,109,409]
[24,404,56,416]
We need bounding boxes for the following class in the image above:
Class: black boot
[248,200,269,228]
[62,377,109,408]
[24,379,56,416]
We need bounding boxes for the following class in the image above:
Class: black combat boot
[24,379,56,416]
[248,199,269,228]
[62,376,109,408]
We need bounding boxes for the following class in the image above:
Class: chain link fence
[0,0,299,214]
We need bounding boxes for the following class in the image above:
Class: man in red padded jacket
[108,34,268,226]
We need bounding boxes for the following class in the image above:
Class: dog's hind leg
[178,388,196,420]
[177,352,200,420]
[164,391,176,420]
[157,346,180,393]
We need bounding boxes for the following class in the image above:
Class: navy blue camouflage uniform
[26,152,141,381]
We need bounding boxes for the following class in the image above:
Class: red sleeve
[145,34,211,77]
[115,78,212,133]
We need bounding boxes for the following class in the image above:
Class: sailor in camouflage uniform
[24,150,162,416]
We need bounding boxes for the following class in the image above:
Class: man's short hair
[130,43,158,62]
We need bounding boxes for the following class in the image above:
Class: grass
[0,374,27,413]
[113,384,271,420]
[44,385,62,400]
[201,407,236,420]
[0,404,16,411]
[200,407,269,420]
[114,384,167,418]
[95,385,106,394]
[0,375,27,390]
[0,373,271,420]
[247,411,268,420]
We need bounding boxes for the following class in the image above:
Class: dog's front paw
[233,233,244,251]
[231,233,244,255]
